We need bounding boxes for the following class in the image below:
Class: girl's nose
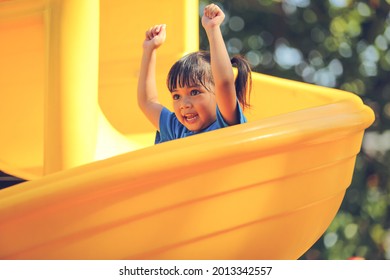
[180,97,192,109]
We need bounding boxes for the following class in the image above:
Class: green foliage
[199,0,390,259]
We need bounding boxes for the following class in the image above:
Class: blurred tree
[199,0,390,259]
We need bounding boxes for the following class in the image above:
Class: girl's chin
[185,124,210,133]
[181,118,213,132]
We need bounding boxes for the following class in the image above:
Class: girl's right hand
[143,24,166,51]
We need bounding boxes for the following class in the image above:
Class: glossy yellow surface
[0,0,374,259]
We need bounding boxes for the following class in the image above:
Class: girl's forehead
[172,82,206,90]
[179,83,202,88]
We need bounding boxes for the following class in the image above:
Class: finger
[145,29,151,40]
[160,24,167,38]
[153,24,163,37]
[159,24,166,35]
[204,5,210,18]
[154,25,160,36]
[147,27,154,40]
[156,25,161,34]
[210,4,220,18]
[150,26,156,38]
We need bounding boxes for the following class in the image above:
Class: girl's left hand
[202,3,225,29]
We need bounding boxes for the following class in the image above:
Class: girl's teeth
[186,114,197,121]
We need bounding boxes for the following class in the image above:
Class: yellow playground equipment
[0,0,374,259]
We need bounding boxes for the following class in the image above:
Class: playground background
[0,0,388,260]
[198,0,390,259]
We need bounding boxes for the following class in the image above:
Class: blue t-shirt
[155,103,247,144]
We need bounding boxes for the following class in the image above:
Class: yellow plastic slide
[0,0,374,259]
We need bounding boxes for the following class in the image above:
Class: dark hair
[167,51,252,109]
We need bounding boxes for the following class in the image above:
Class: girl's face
[171,84,216,132]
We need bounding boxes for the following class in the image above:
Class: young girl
[137,3,252,144]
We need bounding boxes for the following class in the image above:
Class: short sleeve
[154,107,187,144]
[216,101,247,128]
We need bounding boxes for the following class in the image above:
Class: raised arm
[137,24,166,130]
[202,4,238,125]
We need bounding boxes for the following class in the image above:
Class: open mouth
[184,113,199,123]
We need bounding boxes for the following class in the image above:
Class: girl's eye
[190,90,200,96]
[172,94,180,100]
